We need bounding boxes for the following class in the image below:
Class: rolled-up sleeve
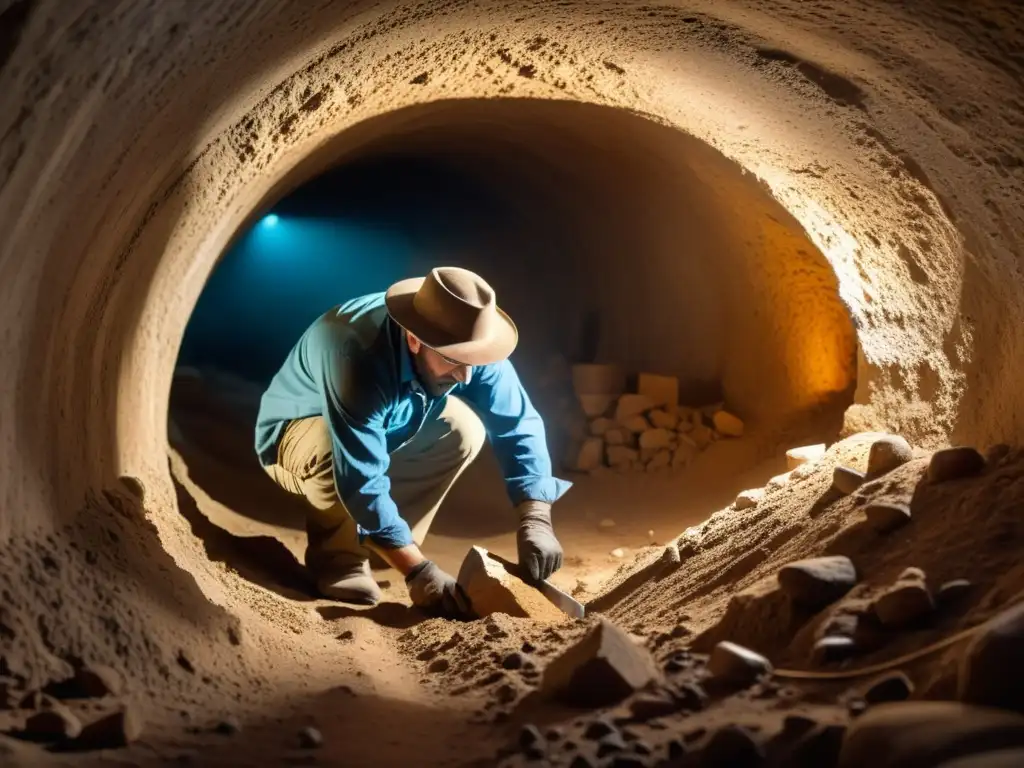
[461,359,573,506]
[317,339,413,549]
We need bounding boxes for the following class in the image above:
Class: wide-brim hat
[385,266,518,366]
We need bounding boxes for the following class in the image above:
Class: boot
[312,554,382,605]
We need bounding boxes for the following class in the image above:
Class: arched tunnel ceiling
[0,1,1022,756]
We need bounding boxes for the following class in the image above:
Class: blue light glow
[262,214,280,227]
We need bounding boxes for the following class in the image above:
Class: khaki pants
[263,396,486,576]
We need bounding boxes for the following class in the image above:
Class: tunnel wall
[1,0,1021,691]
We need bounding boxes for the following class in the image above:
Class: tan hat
[385,267,518,366]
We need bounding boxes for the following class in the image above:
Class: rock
[672,681,708,711]
[786,443,826,470]
[938,749,1024,767]
[668,739,687,759]
[572,438,604,471]
[690,424,714,449]
[23,703,83,741]
[541,619,661,708]
[873,582,934,627]
[590,417,614,436]
[597,732,627,757]
[960,602,1024,712]
[639,428,673,450]
[864,672,914,704]
[649,409,679,430]
[519,725,543,748]
[712,410,744,437]
[938,579,973,606]
[865,501,912,533]
[607,447,640,466]
[428,658,449,673]
[837,702,1024,768]
[867,436,914,478]
[569,756,596,768]
[659,543,682,570]
[786,724,846,768]
[834,466,866,494]
[70,708,144,750]
[790,461,817,480]
[214,715,242,735]
[629,691,679,721]
[599,518,616,529]
[615,395,657,421]
[572,364,626,397]
[928,447,985,482]
[781,714,819,738]
[813,635,858,664]
[637,373,678,409]
[646,450,671,472]
[734,488,764,510]
[605,428,630,446]
[765,470,794,490]
[579,394,616,418]
[457,546,564,621]
[700,725,763,766]
[986,443,1012,465]
[621,415,651,434]
[672,443,696,468]
[610,548,626,558]
[502,652,526,670]
[707,641,772,686]
[66,664,123,699]
[778,556,858,610]
[583,718,617,740]
[898,567,927,582]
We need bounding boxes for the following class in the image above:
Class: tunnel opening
[168,97,859,606]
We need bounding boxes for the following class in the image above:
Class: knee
[447,401,487,460]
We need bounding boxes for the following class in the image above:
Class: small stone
[629,692,678,721]
[734,488,764,510]
[545,727,563,741]
[833,466,866,494]
[604,428,630,446]
[298,726,323,749]
[519,724,543,748]
[541,619,661,708]
[937,579,973,606]
[495,684,517,704]
[690,424,714,449]
[865,501,912,533]
[215,716,241,735]
[782,714,819,738]
[668,739,687,758]
[502,652,525,670]
[569,755,596,768]
[610,548,626,558]
[898,567,927,582]
[660,543,682,570]
[707,641,772,686]
[873,582,935,627]
[523,745,546,761]
[701,725,763,766]
[646,450,672,471]
[597,732,627,757]
[787,724,846,767]
[607,446,641,466]
[649,409,679,430]
[960,601,1024,712]
[584,718,617,740]
[928,446,985,482]
[863,672,914,704]
[73,664,123,698]
[573,438,605,471]
[24,703,83,741]
[672,443,696,468]
[616,395,657,421]
[766,470,794,490]
[639,428,674,450]
[786,443,826,470]
[672,681,709,711]
[633,740,653,755]
[848,699,868,717]
[457,546,562,620]
[70,708,143,749]
[590,417,615,436]
[813,635,859,664]
[867,436,914,478]
[837,702,1024,768]
[778,556,858,610]
[599,518,617,529]
[428,658,450,673]
[712,410,744,437]
[621,415,652,434]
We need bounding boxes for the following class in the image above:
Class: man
[255,266,571,618]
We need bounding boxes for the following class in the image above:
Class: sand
[2,1,1024,766]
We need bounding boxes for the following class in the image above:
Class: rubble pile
[565,364,745,475]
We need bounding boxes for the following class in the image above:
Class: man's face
[407,333,472,396]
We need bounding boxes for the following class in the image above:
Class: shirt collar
[395,321,420,389]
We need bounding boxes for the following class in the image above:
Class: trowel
[485,551,586,620]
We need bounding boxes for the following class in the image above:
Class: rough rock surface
[777,556,857,609]
[457,546,565,621]
[867,436,914,478]
[959,602,1024,713]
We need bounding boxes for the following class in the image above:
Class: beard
[412,350,459,397]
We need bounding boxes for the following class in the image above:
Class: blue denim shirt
[255,292,572,548]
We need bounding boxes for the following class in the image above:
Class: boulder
[69,708,144,750]
[615,394,657,421]
[607,446,640,467]
[621,415,652,434]
[541,619,661,708]
[786,443,826,470]
[639,428,673,450]
[637,373,678,409]
[457,546,565,621]
[712,410,745,437]
[24,702,82,741]
[700,725,763,767]
[867,435,914,478]
[589,417,614,436]
[865,501,912,533]
[873,582,934,627]
[649,409,679,430]
[838,702,1024,768]
[733,488,764,511]
[777,556,858,610]
[928,447,986,482]
[834,466,866,495]
[604,428,630,446]
[578,394,616,418]
[959,602,1024,713]
[707,641,772,686]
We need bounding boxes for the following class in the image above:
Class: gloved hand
[516,500,563,581]
[405,560,472,618]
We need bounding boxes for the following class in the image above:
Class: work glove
[516,500,563,581]
[405,560,472,619]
